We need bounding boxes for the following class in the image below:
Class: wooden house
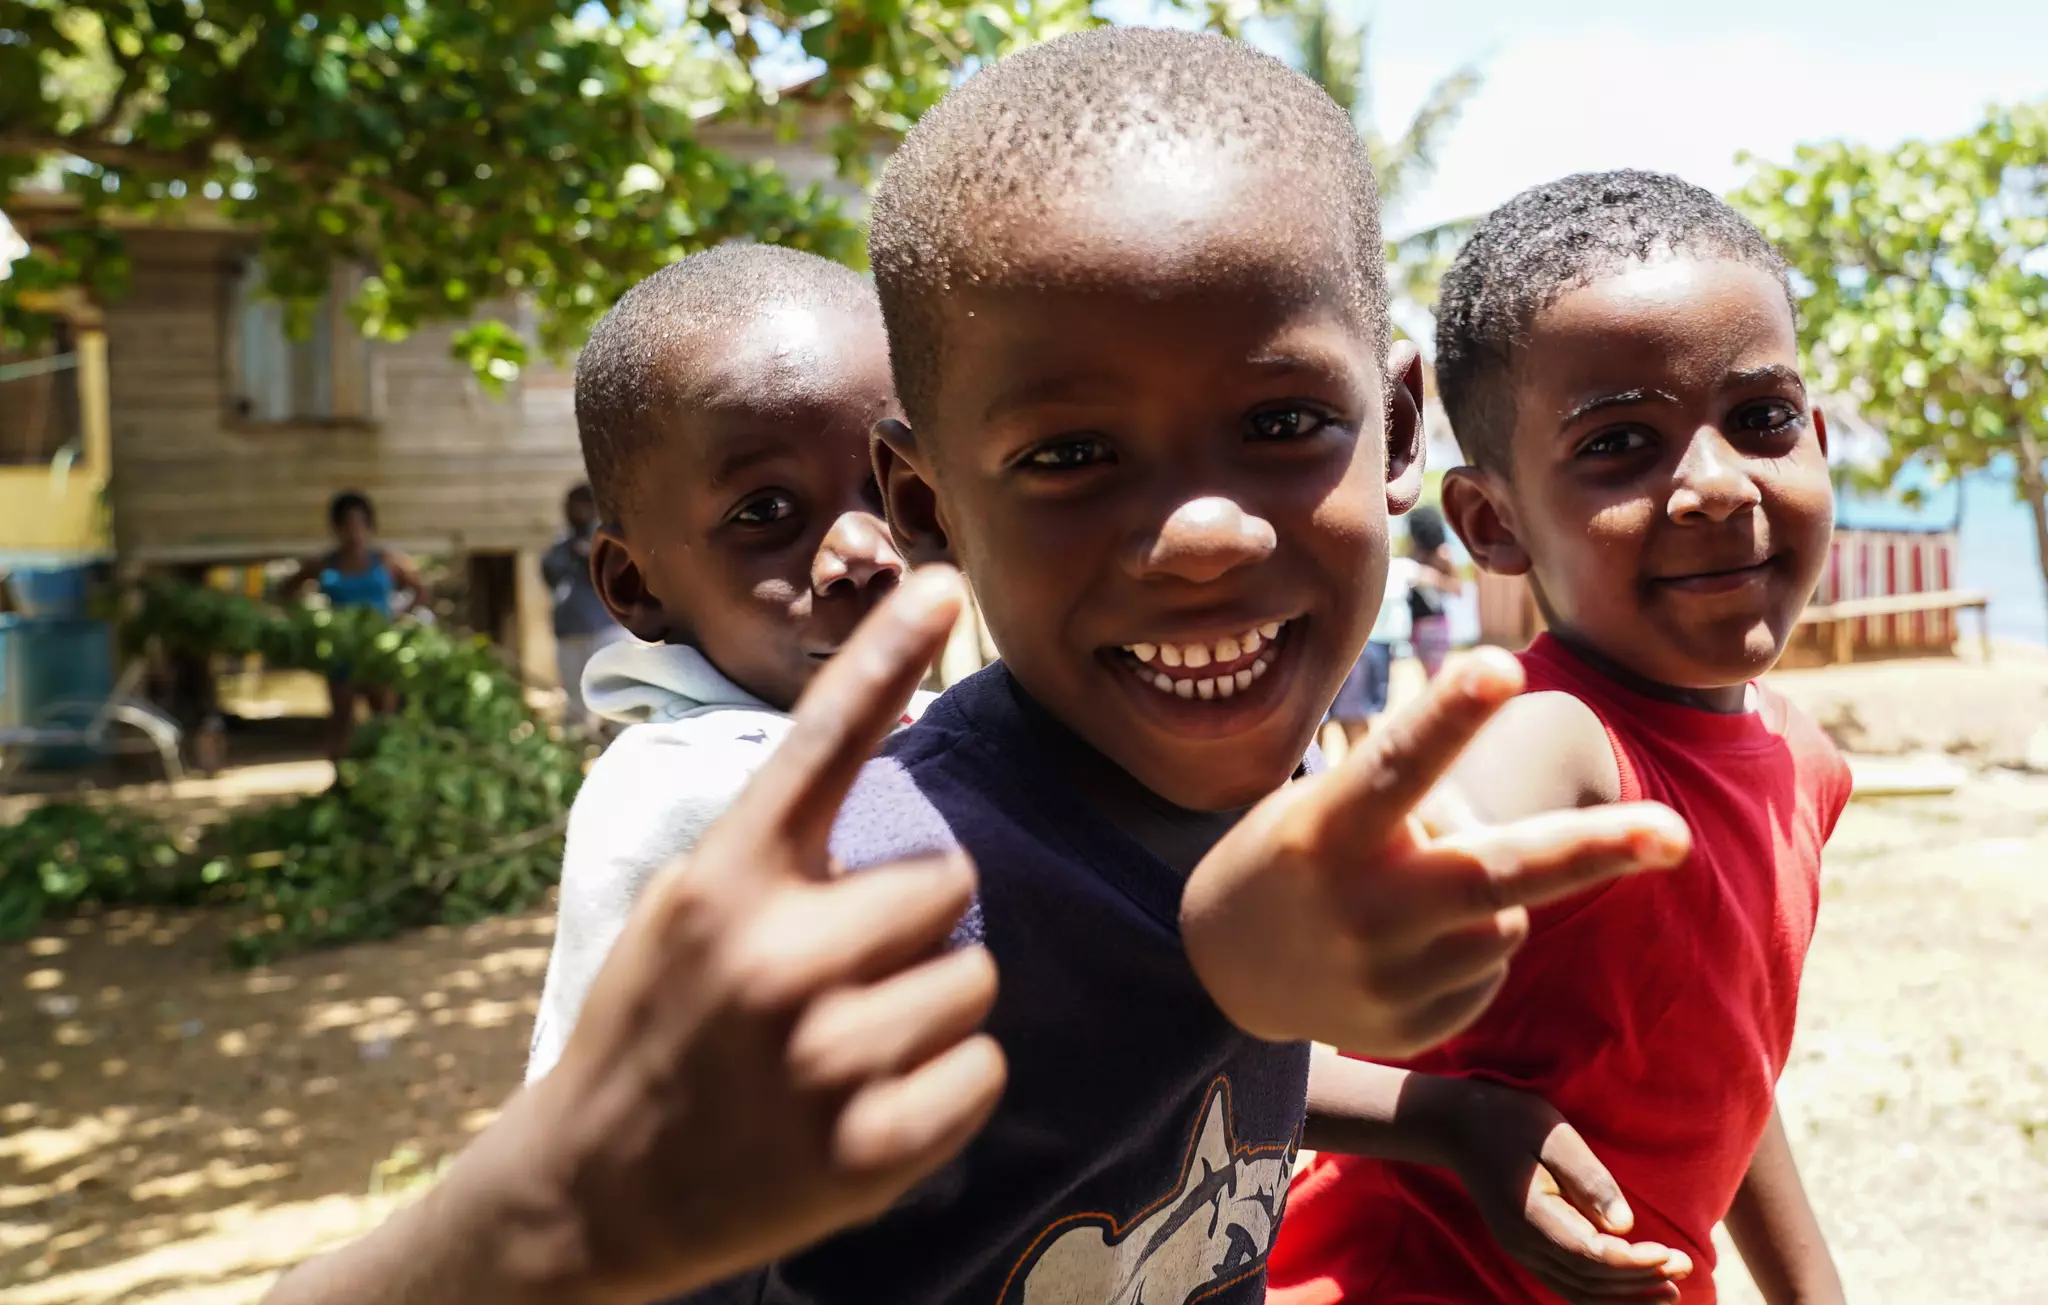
[0,95,872,683]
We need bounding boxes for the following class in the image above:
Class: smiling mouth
[1115,620,1288,701]
[1653,557,1780,594]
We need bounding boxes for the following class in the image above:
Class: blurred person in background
[1321,549,1416,766]
[542,482,626,734]
[289,489,429,760]
[1405,504,1463,679]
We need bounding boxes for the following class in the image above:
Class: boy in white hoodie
[528,244,925,1080]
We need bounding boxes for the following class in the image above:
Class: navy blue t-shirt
[681,663,1313,1304]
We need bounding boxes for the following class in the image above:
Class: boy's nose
[1667,433,1764,524]
[1132,495,1277,585]
[813,510,906,596]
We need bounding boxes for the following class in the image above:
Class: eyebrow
[981,376,1122,425]
[1726,364,1809,396]
[705,440,798,490]
[1559,387,1681,431]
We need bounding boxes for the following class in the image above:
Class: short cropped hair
[869,27,1389,429]
[1434,169,1794,474]
[1406,504,1447,553]
[329,489,374,529]
[575,244,877,524]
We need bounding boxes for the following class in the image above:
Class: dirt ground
[3,653,2047,1304]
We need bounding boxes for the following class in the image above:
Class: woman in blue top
[290,490,428,760]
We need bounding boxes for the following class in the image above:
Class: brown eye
[1733,401,1802,434]
[730,491,797,526]
[1248,407,1331,442]
[1578,428,1652,459]
[1021,436,1114,471]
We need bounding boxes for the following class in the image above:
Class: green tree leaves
[1731,102,2048,612]
[0,0,1094,374]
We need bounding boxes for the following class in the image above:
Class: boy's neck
[1544,628,1755,715]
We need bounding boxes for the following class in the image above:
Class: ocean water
[1836,459,2046,646]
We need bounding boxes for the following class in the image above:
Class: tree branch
[0,131,434,217]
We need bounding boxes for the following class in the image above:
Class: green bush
[0,583,584,961]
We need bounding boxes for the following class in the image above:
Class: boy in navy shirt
[684,29,1689,1305]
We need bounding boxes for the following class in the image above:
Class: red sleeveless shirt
[1266,634,1852,1304]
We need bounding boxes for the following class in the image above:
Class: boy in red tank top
[1268,172,1854,1305]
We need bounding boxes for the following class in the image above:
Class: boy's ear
[873,419,955,566]
[1440,466,1532,578]
[590,526,673,643]
[1383,340,1426,515]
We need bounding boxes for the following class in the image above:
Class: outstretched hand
[1182,647,1691,1057]
[266,567,1004,1305]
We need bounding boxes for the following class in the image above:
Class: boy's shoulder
[829,666,1027,878]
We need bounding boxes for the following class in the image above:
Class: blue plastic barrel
[0,616,114,768]
[4,565,92,619]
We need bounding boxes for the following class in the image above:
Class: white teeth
[1153,673,1174,693]
[1234,668,1253,691]
[1160,644,1183,668]
[1215,636,1241,662]
[1130,643,1157,664]
[1197,677,1216,700]
[1251,658,1268,679]
[1217,675,1235,698]
[1241,630,1262,656]
[1183,644,1211,669]
[1174,678,1194,699]
[1260,622,1281,639]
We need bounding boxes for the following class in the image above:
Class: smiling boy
[677,35,1687,1305]
[1268,172,1852,1305]
[527,245,920,1082]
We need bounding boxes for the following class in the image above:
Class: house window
[227,260,375,423]
[0,321,82,465]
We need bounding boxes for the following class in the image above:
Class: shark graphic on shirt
[1006,1078,1295,1305]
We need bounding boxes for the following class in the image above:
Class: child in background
[1403,503,1461,679]
[526,244,923,1082]
[541,481,626,734]
[673,33,1687,1305]
[1321,552,1414,764]
[1268,171,1852,1305]
[289,489,429,760]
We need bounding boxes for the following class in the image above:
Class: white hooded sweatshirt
[527,639,932,1081]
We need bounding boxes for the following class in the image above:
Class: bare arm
[1441,690,1621,826]
[1302,1048,1449,1164]
[1725,1106,1845,1305]
[263,1115,575,1305]
[384,550,430,610]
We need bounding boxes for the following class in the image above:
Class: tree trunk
[2013,425,2048,641]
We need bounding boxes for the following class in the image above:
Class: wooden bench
[1797,588,1991,664]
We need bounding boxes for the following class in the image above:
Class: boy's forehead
[958,148,1358,302]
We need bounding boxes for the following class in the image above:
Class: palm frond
[1371,62,1484,215]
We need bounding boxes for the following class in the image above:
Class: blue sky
[1228,0,2048,234]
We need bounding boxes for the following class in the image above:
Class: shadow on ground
[0,902,550,1304]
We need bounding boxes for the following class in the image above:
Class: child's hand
[1412,1075,1692,1304]
[1182,647,1690,1057]
[445,567,1003,1303]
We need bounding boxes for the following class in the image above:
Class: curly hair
[1434,169,1793,474]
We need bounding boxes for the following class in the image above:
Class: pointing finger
[1320,649,1524,846]
[1425,803,1690,924]
[713,566,964,874]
